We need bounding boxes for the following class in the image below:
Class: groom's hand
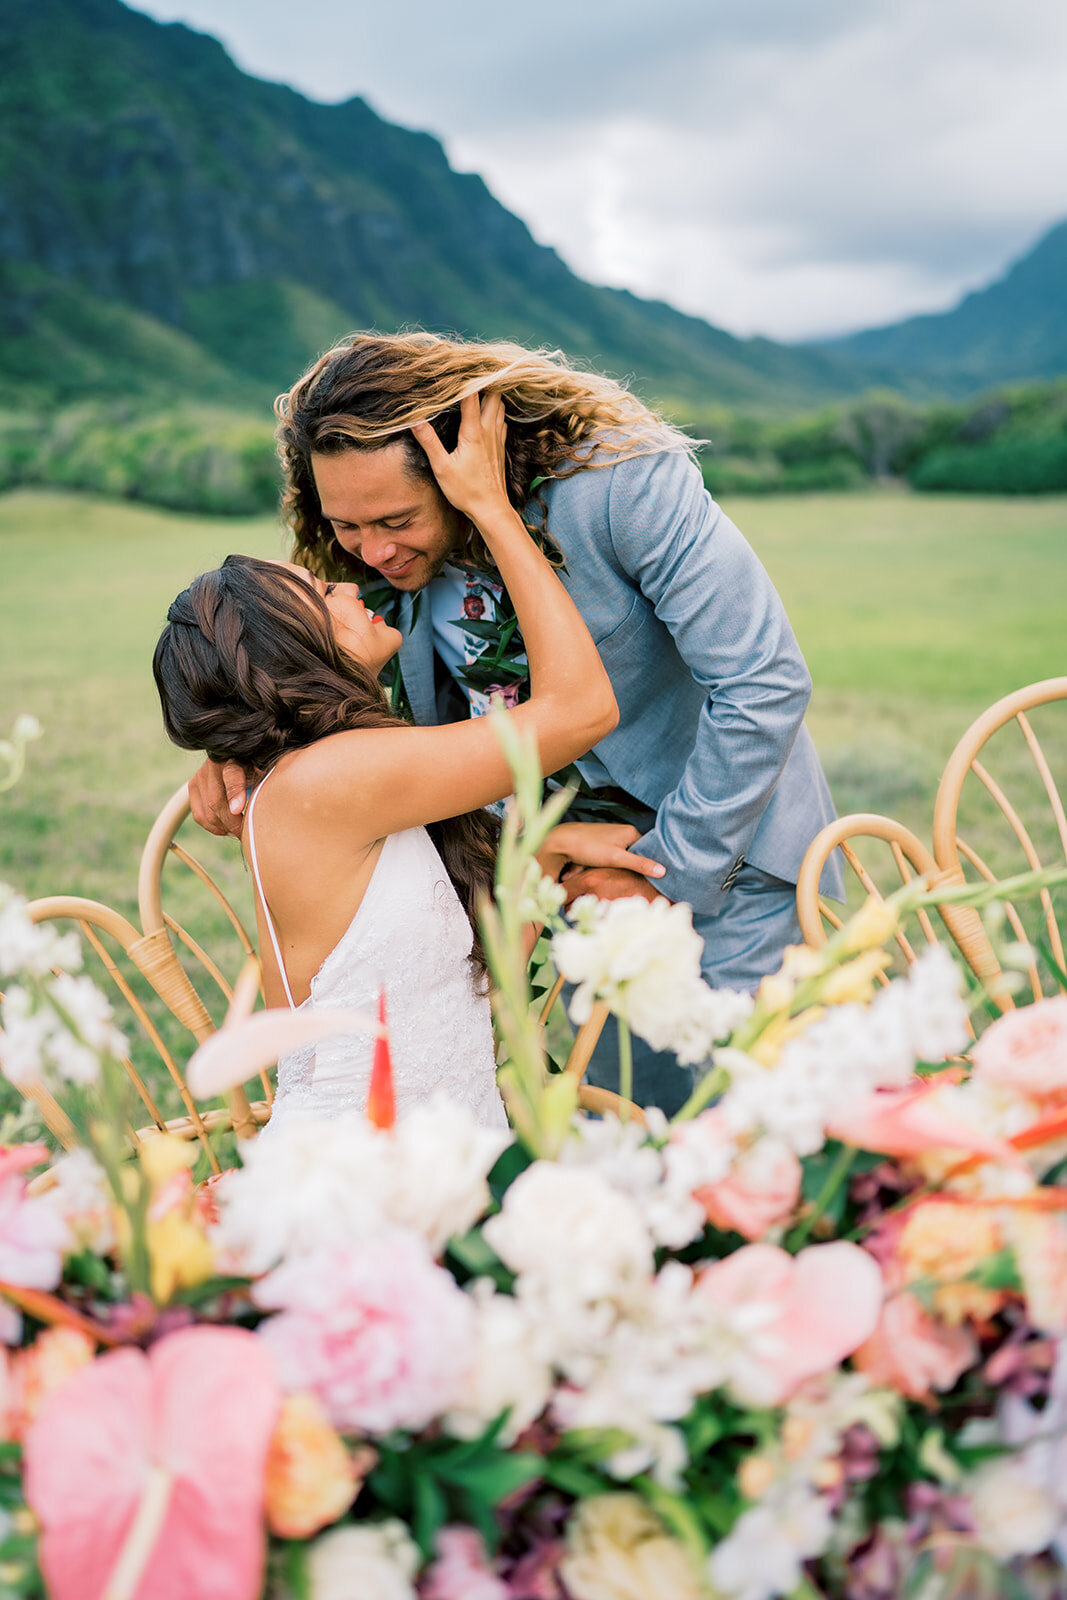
[560,866,665,906]
[188,757,248,838]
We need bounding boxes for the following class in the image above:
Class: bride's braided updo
[153,554,498,976]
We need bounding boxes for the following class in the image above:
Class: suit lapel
[396,591,438,727]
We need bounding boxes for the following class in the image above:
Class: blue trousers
[574,864,802,1117]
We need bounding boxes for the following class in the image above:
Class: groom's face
[312,443,464,591]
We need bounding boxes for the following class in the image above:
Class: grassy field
[1,486,1066,1113]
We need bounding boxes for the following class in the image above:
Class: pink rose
[696,1241,883,1406]
[695,1135,802,1241]
[971,997,1067,1102]
[255,1229,474,1434]
[422,1525,508,1600]
[853,1291,976,1401]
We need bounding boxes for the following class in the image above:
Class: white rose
[307,1520,420,1600]
[969,1456,1060,1560]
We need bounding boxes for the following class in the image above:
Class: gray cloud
[129,0,1067,338]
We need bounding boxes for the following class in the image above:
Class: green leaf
[413,1470,449,1558]
[437,1450,543,1503]
[543,1457,612,1497]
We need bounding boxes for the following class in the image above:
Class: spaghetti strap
[245,772,297,1011]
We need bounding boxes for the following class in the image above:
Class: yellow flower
[139,1133,197,1189]
[146,1211,214,1304]
[265,1393,373,1539]
[820,950,891,1006]
[560,1493,709,1600]
[839,897,900,956]
[738,1453,779,1500]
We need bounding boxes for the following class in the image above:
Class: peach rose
[265,1392,373,1539]
[10,1326,95,1440]
[971,996,1067,1102]
[853,1291,976,1401]
[695,1134,802,1241]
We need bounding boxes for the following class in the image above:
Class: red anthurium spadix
[24,1325,281,1600]
[367,987,396,1130]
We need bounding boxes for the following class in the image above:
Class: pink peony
[23,1325,282,1600]
[971,997,1067,1102]
[421,1525,508,1600]
[255,1229,474,1434]
[695,1132,802,1241]
[696,1241,883,1406]
[853,1290,976,1401]
[0,1144,70,1290]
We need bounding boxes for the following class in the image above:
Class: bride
[153,393,661,1127]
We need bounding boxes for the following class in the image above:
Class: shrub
[911,429,1067,494]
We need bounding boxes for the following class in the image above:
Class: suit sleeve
[609,450,812,915]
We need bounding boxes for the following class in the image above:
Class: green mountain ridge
[0,0,870,411]
[813,220,1067,391]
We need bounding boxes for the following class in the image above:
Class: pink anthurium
[827,1080,1020,1164]
[24,1325,282,1600]
[366,988,396,1130]
[186,1006,380,1099]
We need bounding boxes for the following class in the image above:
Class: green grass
[2,487,1066,1112]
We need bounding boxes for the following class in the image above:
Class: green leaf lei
[358,567,650,831]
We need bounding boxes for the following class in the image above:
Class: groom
[192,333,842,1110]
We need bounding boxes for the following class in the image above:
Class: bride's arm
[301,393,619,841]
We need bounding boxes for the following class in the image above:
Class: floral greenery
[3,731,1067,1597]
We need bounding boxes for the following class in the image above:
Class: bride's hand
[536,822,666,885]
[411,391,512,527]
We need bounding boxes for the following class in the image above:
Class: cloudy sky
[130,0,1067,342]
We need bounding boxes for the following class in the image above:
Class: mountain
[813,221,1067,392]
[0,0,865,412]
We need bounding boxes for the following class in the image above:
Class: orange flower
[264,1393,374,1539]
[10,1327,95,1440]
[897,1200,1004,1324]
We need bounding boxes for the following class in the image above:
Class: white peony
[216,1113,392,1274]
[307,1520,419,1600]
[386,1096,509,1253]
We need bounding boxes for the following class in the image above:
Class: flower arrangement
[1,717,1067,1600]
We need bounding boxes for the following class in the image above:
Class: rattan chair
[18,782,270,1166]
[932,678,1067,1005]
[537,971,647,1124]
[795,811,954,988]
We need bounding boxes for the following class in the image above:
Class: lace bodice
[246,785,506,1132]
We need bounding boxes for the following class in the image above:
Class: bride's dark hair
[153,554,498,977]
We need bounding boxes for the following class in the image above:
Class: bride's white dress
[246,778,507,1131]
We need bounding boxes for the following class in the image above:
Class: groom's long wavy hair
[276,331,694,580]
[153,554,498,978]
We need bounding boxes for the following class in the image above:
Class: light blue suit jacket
[396,448,843,916]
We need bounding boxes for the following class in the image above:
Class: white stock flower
[483,1162,655,1315]
[513,860,567,925]
[0,974,123,1089]
[904,944,970,1061]
[552,895,750,1065]
[386,1096,508,1252]
[558,1111,706,1250]
[44,1148,116,1253]
[444,1280,556,1443]
[0,888,81,979]
[307,1519,419,1600]
[709,1485,834,1600]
